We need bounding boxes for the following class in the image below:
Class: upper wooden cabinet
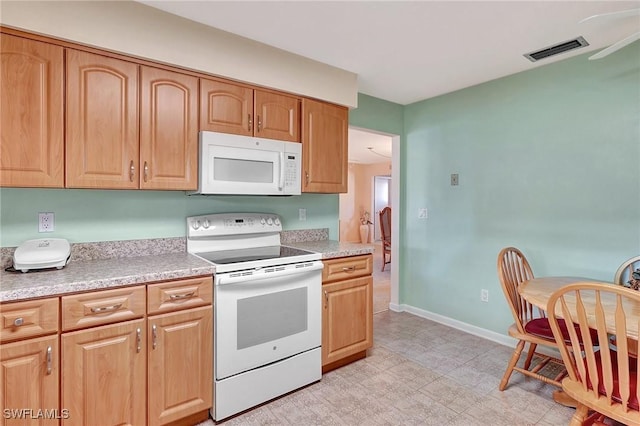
[140,66,198,190]
[0,33,64,188]
[65,50,139,189]
[66,50,198,190]
[301,98,348,193]
[200,78,300,142]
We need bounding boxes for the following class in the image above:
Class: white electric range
[186,213,323,421]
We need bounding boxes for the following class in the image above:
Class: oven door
[214,261,323,380]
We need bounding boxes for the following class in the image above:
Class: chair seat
[525,318,599,344]
[589,349,639,411]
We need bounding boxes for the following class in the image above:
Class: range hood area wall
[0,189,339,247]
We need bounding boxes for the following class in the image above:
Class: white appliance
[186,213,322,421]
[192,131,302,196]
[13,238,71,273]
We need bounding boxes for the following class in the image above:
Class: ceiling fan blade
[588,31,640,60]
[580,8,640,24]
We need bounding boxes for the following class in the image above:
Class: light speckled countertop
[287,240,374,259]
[0,253,215,303]
[0,236,374,303]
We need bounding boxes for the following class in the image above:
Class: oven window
[214,157,273,183]
[236,287,307,350]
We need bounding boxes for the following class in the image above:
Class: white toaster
[13,238,71,273]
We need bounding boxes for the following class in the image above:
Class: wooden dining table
[519,276,640,340]
[518,276,640,407]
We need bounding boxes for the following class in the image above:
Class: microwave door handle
[278,152,284,191]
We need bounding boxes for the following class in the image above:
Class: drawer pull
[90,303,123,314]
[46,346,52,375]
[136,328,141,353]
[152,324,157,349]
[13,317,24,327]
[342,266,356,272]
[169,292,195,301]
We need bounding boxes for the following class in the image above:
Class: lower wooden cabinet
[0,335,59,425]
[0,276,214,426]
[321,255,373,372]
[61,318,146,426]
[148,306,213,425]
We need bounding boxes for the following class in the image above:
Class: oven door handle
[216,261,323,285]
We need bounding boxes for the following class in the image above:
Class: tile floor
[201,310,576,425]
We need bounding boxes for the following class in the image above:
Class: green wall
[0,189,338,247]
[402,44,640,334]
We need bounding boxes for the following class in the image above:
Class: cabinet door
[148,306,212,425]
[66,50,139,189]
[301,99,348,193]
[200,78,253,136]
[0,335,59,425]
[0,34,64,188]
[322,275,373,366]
[254,90,300,142]
[140,66,198,190]
[61,319,146,426]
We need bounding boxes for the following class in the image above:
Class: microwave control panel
[284,153,299,190]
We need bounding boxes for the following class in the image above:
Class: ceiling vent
[524,36,589,62]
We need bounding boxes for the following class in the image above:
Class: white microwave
[192,131,302,195]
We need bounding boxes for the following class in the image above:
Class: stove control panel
[187,213,283,236]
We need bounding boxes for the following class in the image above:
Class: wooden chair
[614,255,640,286]
[497,247,567,391]
[547,282,640,426]
[379,207,391,272]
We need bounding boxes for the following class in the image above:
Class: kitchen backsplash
[1,229,329,268]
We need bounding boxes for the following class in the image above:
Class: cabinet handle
[169,292,195,301]
[13,317,24,327]
[129,161,135,182]
[143,161,149,182]
[248,114,253,132]
[305,172,310,186]
[342,266,356,272]
[152,324,157,350]
[257,115,262,132]
[46,346,52,375]
[136,328,142,353]
[324,290,328,309]
[90,303,122,314]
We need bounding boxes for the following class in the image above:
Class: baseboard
[390,303,560,358]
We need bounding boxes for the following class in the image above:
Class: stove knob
[192,220,201,230]
[267,217,273,226]
[260,218,266,225]
[202,219,210,229]
[274,217,281,226]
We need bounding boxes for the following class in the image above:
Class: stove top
[195,245,316,266]
[186,213,322,273]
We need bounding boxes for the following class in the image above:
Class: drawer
[322,254,373,283]
[61,286,145,331]
[147,276,213,315]
[0,298,59,343]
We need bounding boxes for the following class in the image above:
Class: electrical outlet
[418,208,428,219]
[298,208,307,221]
[38,212,55,233]
[481,289,489,303]
[451,174,459,186]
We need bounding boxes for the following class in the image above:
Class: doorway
[373,175,391,242]
[339,127,398,313]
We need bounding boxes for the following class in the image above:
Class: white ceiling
[137,0,639,164]
[138,0,640,106]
